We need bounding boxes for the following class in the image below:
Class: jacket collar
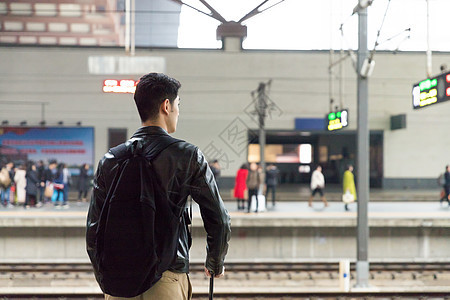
[131,126,169,139]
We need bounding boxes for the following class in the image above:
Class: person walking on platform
[308,165,328,208]
[247,162,261,213]
[342,165,357,211]
[265,164,279,208]
[87,73,230,300]
[234,163,248,210]
[441,165,450,206]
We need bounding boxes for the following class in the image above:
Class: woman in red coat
[234,163,248,210]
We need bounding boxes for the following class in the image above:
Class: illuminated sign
[412,70,450,109]
[103,79,137,94]
[326,109,348,131]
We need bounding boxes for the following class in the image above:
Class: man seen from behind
[86,73,231,300]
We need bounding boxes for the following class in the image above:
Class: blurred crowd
[0,160,91,209]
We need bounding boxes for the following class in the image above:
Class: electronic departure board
[412,71,450,109]
[103,79,137,94]
[326,109,348,131]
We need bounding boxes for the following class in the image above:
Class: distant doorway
[108,128,127,149]
[248,130,383,188]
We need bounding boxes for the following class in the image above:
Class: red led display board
[103,79,137,94]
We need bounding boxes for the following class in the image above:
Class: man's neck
[141,120,168,132]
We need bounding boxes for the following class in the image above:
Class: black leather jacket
[86,126,231,275]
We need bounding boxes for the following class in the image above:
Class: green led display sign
[412,70,450,109]
[326,109,348,131]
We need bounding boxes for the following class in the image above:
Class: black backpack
[93,136,183,297]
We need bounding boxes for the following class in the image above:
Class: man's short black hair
[134,73,181,123]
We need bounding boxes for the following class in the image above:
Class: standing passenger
[308,165,328,208]
[265,164,279,207]
[53,163,65,208]
[0,162,12,207]
[14,164,27,205]
[44,160,57,203]
[78,163,89,202]
[25,162,39,208]
[246,162,261,213]
[0,162,5,205]
[234,163,248,210]
[62,163,71,208]
[342,165,357,211]
[441,165,450,206]
[86,73,230,300]
[36,160,45,207]
[1,162,14,207]
[209,159,221,188]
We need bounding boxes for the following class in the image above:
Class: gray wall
[0,46,449,185]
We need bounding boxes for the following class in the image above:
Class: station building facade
[1,46,449,189]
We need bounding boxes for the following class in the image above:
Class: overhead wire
[369,0,392,60]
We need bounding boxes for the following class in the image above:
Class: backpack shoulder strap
[109,143,129,160]
[145,136,183,162]
[109,136,183,162]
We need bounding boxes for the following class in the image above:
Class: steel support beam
[356,5,370,288]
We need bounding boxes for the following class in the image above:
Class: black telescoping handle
[209,273,214,300]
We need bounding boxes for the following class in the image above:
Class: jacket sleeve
[86,157,108,268]
[189,148,231,275]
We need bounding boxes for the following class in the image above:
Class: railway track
[0,262,449,299]
[2,261,450,272]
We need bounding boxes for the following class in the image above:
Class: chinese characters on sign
[326,109,348,131]
[412,71,450,109]
[103,79,137,94]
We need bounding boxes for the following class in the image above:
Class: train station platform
[0,188,448,262]
[0,187,447,224]
[220,184,442,202]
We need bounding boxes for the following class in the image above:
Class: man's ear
[161,99,170,115]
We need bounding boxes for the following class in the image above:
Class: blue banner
[0,127,94,171]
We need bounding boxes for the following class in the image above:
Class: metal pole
[329,49,334,112]
[356,5,370,288]
[339,1,344,110]
[257,83,266,172]
[125,0,130,53]
[130,0,136,56]
[329,4,334,111]
[339,49,344,109]
[426,0,432,77]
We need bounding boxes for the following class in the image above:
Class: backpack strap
[145,135,183,162]
[109,143,128,158]
[109,135,183,162]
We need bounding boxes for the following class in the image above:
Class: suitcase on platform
[250,194,266,212]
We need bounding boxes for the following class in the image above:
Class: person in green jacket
[343,165,357,211]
